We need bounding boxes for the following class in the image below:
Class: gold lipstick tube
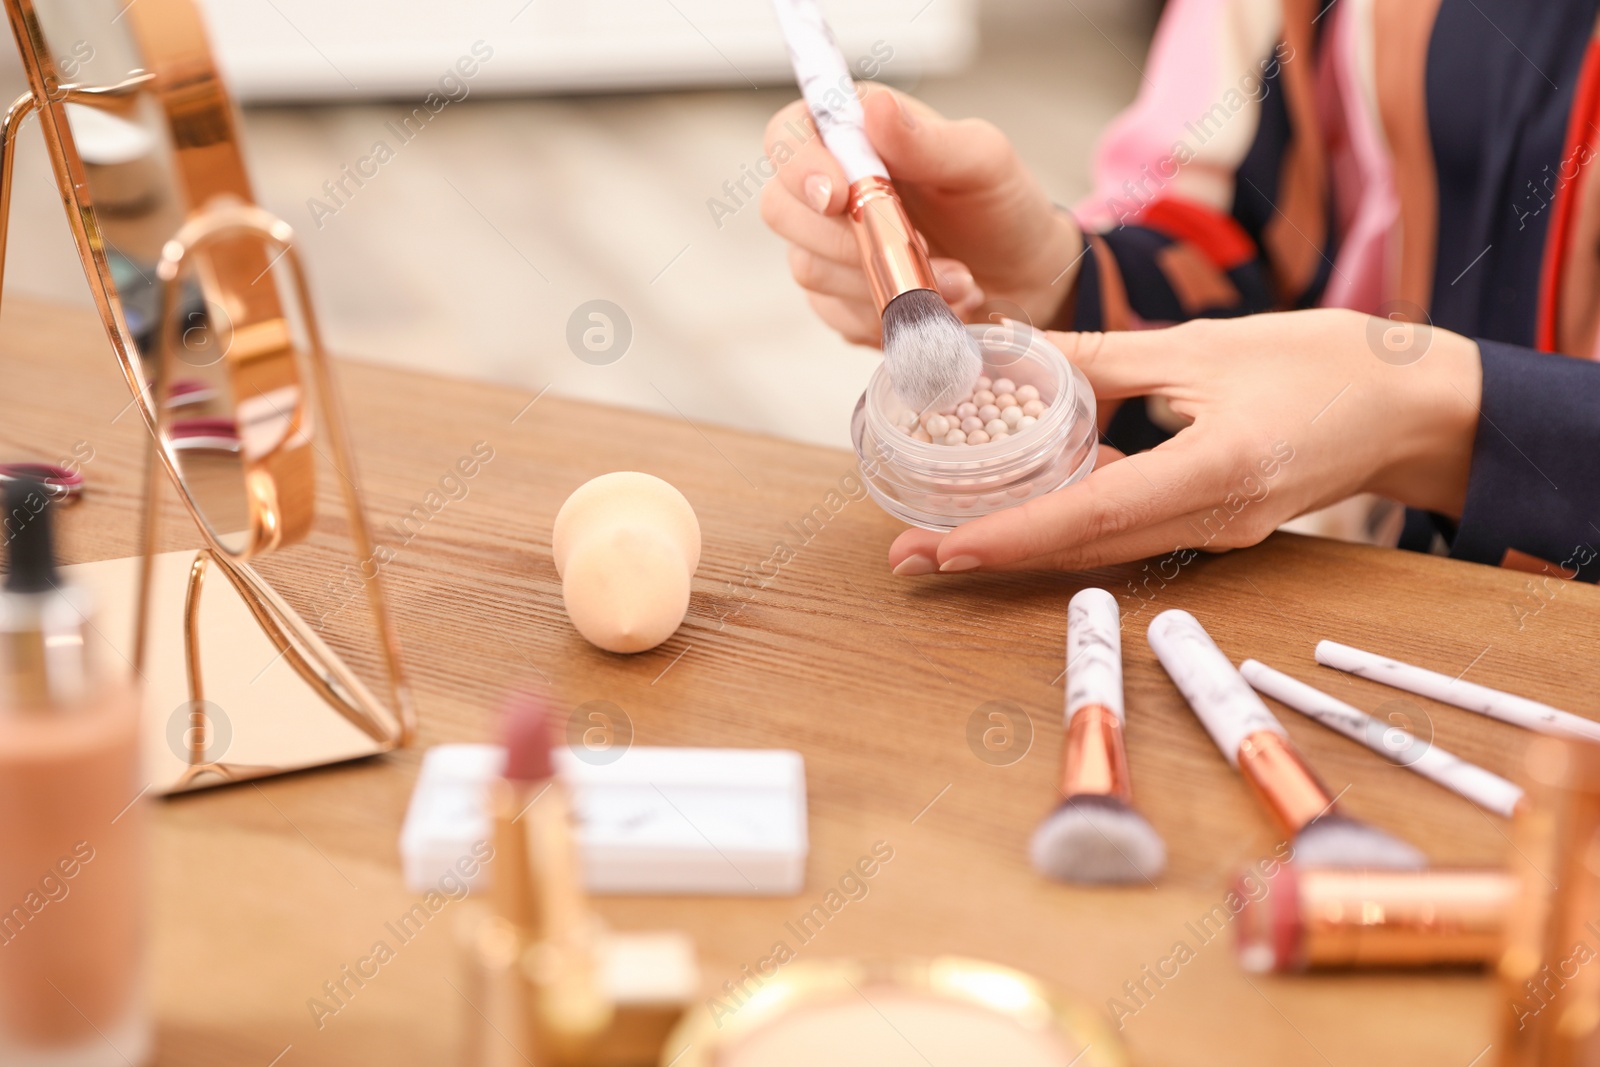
[846,176,939,312]
[1235,730,1337,836]
[1060,704,1132,802]
[1235,866,1512,973]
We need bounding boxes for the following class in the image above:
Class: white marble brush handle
[1066,588,1124,722]
[769,0,889,184]
[1315,641,1600,744]
[1241,659,1526,819]
[1147,610,1285,766]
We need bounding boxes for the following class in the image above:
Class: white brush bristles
[880,289,982,412]
[1291,813,1426,870]
[1029,795,1167,885]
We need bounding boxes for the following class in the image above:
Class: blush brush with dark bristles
[770,0,981,413]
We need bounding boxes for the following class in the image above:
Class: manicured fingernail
[804,174,832,213]
[892,553,937,576]
[939,555,981,573]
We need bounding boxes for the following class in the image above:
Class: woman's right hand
[760,86,1083,346]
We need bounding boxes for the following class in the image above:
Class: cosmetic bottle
[851,322,1098,531]
[0,479,151,1066]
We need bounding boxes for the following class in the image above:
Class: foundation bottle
[0,479,151,1065]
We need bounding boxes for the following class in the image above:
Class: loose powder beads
[894,376,1048,446]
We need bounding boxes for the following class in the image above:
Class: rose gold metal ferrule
[846,176,940,312]
[1236,730,1336,836]
[1060,704,1132,802]
[1296,868,1512,969]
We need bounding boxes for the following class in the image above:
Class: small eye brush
[1147,611,1426,871]
[1030,588,1166,884]
[769,0,980,412]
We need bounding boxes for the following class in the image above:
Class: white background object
[400,743,808,896]
[194,0,976,102]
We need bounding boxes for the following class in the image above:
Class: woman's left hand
[887,309,1484,575]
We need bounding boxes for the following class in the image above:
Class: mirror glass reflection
[37,0,253,554]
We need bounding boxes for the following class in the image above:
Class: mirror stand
[0,63,415,793]
[130,200,417,790]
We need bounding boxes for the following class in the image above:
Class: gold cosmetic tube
[1235,866,1512,973]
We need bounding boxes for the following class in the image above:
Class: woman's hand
[888,309,1485,574]
[760,87,1082,345]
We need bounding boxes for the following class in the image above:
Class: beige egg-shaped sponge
[552,472,701,654]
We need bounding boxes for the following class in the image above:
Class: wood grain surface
[5,297,1595,1067]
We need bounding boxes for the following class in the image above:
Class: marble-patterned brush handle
[1241,659,1526,819]
[1066,588,1124,723]
[1147,610,1285,766]
[1315,641,1600,744]
[769,0,889,184]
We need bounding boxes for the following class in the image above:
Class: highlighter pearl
[992,378,1016,395]
[552,472,700,654]
[898,380,1055,446]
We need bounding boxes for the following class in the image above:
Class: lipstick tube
[1235,865,1512,973]
[1147,610,1336,835]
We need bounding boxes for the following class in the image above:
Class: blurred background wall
[1,0,1157,449]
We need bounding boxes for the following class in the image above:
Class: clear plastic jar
[851,322,1097,532]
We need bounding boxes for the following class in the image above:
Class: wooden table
[7,297,1594,1067]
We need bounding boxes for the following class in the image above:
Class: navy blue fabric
[1453,340,1600,578]
[1426,0,1600,346]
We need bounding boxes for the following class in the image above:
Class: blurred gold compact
[662,957,1125,1067]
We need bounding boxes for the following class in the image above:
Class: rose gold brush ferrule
[847,176,940,312]
[1060,704,1133,802]
[1235,730,1337,836]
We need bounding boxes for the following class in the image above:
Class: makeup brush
[1146,611,1425,870]
[1315,640,1600,743]
[1030,588,1166,884]
[1240,659,1526,818]
[770,0,980,412]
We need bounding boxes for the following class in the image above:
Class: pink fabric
[1073,0,1275,230]
[1316,1,1401,314]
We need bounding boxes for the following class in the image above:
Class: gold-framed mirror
[1,0,415,792]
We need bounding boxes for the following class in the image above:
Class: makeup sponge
[552,472,701,654]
